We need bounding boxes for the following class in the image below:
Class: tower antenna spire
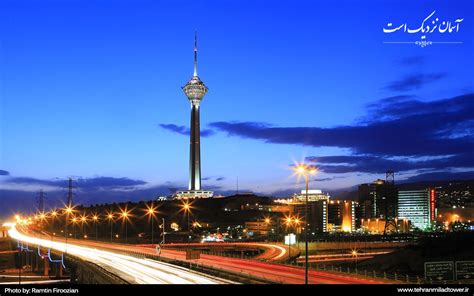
[193,31,198,77]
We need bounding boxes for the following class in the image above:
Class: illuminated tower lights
[175,32,213,200]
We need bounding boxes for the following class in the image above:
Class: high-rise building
[327,200,356,232]
[309,200,328,233]
[175,33,213,199]
[359,179,398,219]
[398,189,436,230]
[286,189,329,233]
[287,190,357,233]
[290,200,327,233]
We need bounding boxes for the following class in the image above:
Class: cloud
[2,176,146,191]
[202,176,224,181]
[385,73,447,92]
[313,177,336,182]
[0,176,174,218]
[307,154,474,174]
[159,124,215,137]
[401,171,474,183]
[0,170,9,176]
[75,177,146,189]
[209,93,474,176]
[1,177,64,189]
[210,93,474,157]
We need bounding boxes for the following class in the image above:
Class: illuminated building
[358,179,398,219]
[327,200,356,233]
[290,200,327,233]
[240,203,290,213]
[361,218,410,234]
[310,200,327,233]
[293,189,330,202]
[175,32,213,199]
[397,189,436,230]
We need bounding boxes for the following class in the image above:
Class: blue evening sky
[1,0,473,212]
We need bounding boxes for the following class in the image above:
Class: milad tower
[176,32,213,199]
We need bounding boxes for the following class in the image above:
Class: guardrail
[14,240,129,284]
[305,262,419,283]
[289,261,474,285]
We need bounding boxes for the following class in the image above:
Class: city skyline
[1,0,474,217]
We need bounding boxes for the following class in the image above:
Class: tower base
[174,190,214,200]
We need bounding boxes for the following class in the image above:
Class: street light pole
[93,216,98,241]
[162,218,165,244]
[110,217,113,242]
[285,217,292,264]
[151,216,154,244]
[18,249,21,285]
[65,214,68,245]
[293,163,317,285]
[187,210,190,242]
[287,222,291,264]
[304,174,309,285]
[125,219,128,243]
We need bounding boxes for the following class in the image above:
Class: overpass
[6,224,229,284]
[155,242,300,262]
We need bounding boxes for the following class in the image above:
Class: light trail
[6,224,224,284]
[258,243,287,260]
[160,242,292,262]
[0,279,71,285]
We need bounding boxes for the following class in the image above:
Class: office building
[398,189,436,230]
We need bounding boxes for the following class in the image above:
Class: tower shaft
[179,31,212,199]
[189,103,201,190]
[37,190,45,213]
[67,177,73,207]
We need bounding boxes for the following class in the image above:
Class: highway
[33,238,389,284]
[157,248,388,284]
[6,224,226,284]
[9,224,392,284]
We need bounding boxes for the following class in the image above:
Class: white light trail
[6,224,222,284]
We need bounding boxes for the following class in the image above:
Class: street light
[63,205,74,246]
[351,249,359,269]
[80,215,88,237]
[120,208,131,243]
[49,209,58,232]
[181,201,192,242]
[292,162,317,285]
[92,215,99,241]
[71,217,78,238]
[39,212,46,226]
[106,212,114,242]
[144,203,157,244]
